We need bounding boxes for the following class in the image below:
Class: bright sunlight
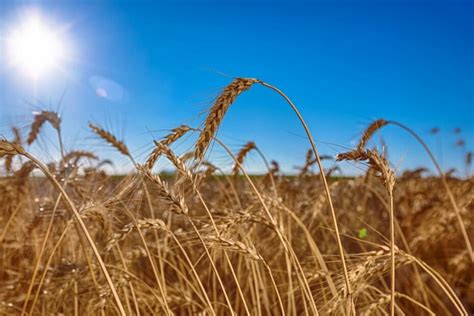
[6,14,66,79]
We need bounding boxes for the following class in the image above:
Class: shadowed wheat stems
[154,142,258,315]
[139,164,238,314]
[0,140,127,316]
[88,122,175,314]
[198,131,320,314]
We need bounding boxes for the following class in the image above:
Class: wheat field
[0,78,472,315]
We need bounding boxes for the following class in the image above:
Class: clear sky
[0,0,472,175]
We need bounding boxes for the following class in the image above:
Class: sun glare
[7,14,66,79]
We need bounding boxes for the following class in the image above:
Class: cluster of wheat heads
[0,78,472,315]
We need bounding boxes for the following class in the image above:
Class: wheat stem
[257,80,353,307]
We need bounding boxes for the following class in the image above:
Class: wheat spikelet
[365,149,395,193]
[207,235,261,261]
[14,161,35,178]
[401,167,428,179]
[361,294,391,316]
[97,159,113,169]
[232,141,256,176]
[153,142,193,181]
[137,164,188,215]
[27,111,62,145]
[161,125,191,146]
[4,127,23,172]
[299,153,333,176]
[325,249,411,314]
[326,165,341,177]
[12,126,22,144]
[202,161,217,176]
[0,140,25,157]
[89,123,130,157]
[194,78,257,161]
[137,218,167,231]
[4,155,14,173]
[337,149,395,192]
[336,150,367,162]
[106,218,167,251]
[145,125,191,170]
[299,149,314,175]
[62,151,99,166]
[357,119,388,151]
[270,160,279,174]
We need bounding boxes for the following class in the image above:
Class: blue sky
[0,0,472,175]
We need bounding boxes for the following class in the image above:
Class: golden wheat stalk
[27,111,62,145]
[88,122,131,158]
[4,127,22,172]
[232,141,256,176]
[357,119,388,151]
[194,78,257,161]
[337,146,396,315]
[137,164,189,215]
[61,150,99,166]
[146,125,191,170]
[0,139,25,157]
[257,79,352,313]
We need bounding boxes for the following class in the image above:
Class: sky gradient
[0,0,472,175]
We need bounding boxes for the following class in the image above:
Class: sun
[6,14,67,79]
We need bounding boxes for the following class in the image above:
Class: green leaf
[358,228,368,239]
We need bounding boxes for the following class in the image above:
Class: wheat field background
[0,78,472,315]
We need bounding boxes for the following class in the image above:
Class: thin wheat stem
[256,80,353,305]
[389,192,395,316]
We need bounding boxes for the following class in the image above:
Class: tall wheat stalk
[256,79,354,311]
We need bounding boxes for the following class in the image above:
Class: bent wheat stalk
[232,141,256,176]
[256,79,353,310]
[388,120,473,263]
[357,120,473,263]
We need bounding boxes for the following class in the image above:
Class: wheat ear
[232,141,256,176]
[89,122,131,159]
[194,78,257,161]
